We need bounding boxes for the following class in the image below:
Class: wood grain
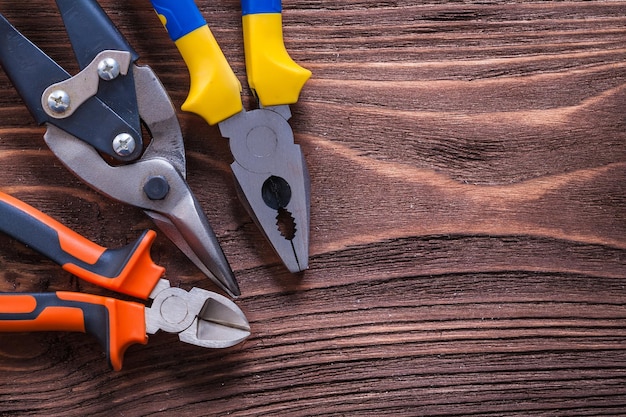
[0,0,624,415]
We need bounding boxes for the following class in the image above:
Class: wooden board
[0,0,624,415]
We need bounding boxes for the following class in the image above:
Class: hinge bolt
[143,176,170,200]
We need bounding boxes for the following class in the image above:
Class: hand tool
[0,0,241,297]
[151,0,312,273]
[0,191,250,371]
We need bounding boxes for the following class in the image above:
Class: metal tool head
[0,1,239,296]
[219,105,310,272]
[42,64,240,298]
[145,279,250,348]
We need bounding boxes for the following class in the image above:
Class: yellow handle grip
[242,13,311,106]
[175,25,243,125]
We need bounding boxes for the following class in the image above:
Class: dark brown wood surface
[0,0,624,415]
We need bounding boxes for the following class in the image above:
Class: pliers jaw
[0,193,249,371]
[220,105,310,272]
[43,121,239,298]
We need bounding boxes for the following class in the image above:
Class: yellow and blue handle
[241,0,311,106]
[241,0,281,15]
[150,0,310,124]
[151,0,243,125]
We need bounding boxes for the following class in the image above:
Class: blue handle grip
[151,0,206,41]
[242,0,282,15]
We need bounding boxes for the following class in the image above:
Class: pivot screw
[97,57,120,80]
[143,176,170,200]
[112,133,136,156]
[47,90,70,114]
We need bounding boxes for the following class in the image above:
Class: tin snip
[0,191,250,371]
[0,0,241,297]
[151,0,312,273]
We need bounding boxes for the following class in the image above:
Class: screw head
[112,133,136,156]
[47,90,70,113]
[97,57,120,80]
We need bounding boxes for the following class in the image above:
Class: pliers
[0,0,241,297]
[150,0,312,273]
[0,191,250,371]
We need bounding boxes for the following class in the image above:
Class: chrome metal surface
[112,132,136,156]
[46,90,70,114]
[219,105,310,272]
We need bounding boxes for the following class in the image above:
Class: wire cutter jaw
[146,279,250,349]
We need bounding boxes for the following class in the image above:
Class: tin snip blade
[0,0,241,296]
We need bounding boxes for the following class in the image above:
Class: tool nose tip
[199,251,240,298]
[285,249,308,273]
[143,195,242,298]
[293,258,309,273]
[218,269,241,298]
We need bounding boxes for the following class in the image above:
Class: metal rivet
[47,90,70,113]
[112,133,136,156]
[97,57,120,80]
[143,176,170,200]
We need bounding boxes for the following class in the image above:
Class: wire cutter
[0,191,250,371]
[0,0,241,297]
[150,0,312,273]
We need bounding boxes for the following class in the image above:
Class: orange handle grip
[0,292,147,370]
[0,191,164,299]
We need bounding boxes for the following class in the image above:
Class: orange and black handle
[0,191,164,299]
[0,291,147,370]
